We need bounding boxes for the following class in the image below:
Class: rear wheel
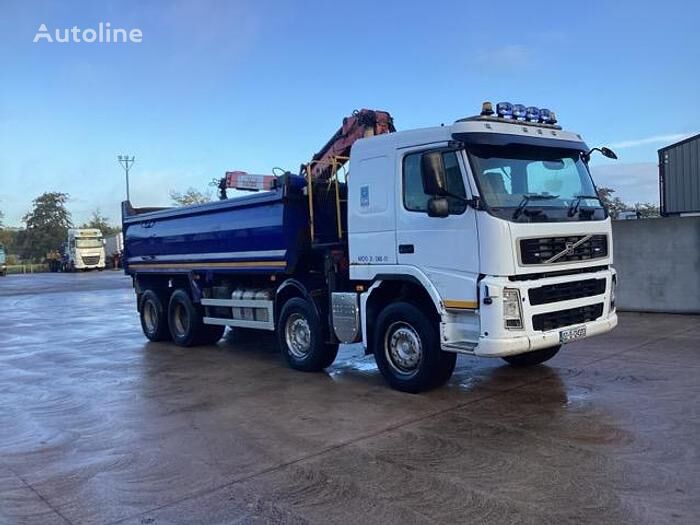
[278,297,338,371]
[140,290,171,342]
[373,302,456,393]
[168,289,224,346]
[502,345,561,367]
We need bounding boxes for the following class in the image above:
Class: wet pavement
[0,272,698,524]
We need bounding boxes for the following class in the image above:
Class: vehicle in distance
[62,228,106,272]
[122,103,618,392]
[104,232,124,269]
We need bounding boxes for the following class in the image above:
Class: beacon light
[496,102,513,118]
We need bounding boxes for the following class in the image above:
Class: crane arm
[307,109,395,180]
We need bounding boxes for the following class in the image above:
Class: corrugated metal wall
[659,134,700,215]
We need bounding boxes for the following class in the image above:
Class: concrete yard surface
[0,272,698,524]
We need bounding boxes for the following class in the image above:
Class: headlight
[503,288,523,329]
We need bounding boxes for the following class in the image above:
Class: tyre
[167,289,225,347]
[139,290,171,342]
[502,345,561,367]
[168,289,203,346]
[373,301,456,393]
[278,297,338,371]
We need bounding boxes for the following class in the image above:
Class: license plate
[560,325,587,344]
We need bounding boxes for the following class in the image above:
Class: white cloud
[610,133,696,149]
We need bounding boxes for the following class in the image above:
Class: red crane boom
[307,109,395,180]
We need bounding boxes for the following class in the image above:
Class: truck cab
[348,103,616,387]
[63,228,106,271]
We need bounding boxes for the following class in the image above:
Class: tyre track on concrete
[111,321,697,525]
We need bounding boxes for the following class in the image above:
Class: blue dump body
[122,176,310,275]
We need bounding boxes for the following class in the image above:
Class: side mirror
[600,147,618,160]
[421,152,448,196]
[427,197,449,218]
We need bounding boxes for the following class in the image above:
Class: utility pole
[118,155,135,201]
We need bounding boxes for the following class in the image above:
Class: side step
[201,298,275,331]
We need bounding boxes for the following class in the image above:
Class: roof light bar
[479,101,559,126]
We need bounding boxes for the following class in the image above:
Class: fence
[5,264,51,275]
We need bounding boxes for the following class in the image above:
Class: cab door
[395,147,480,307]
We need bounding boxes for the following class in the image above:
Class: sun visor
[453,132,588,152]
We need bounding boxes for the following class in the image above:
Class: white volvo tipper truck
[124,103,618,392]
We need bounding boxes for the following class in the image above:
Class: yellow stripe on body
[443,300,479,310]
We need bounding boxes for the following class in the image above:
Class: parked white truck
[62,228,106,271]
[123,102,619,392]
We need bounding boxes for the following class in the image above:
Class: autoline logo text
[33,22,143,44]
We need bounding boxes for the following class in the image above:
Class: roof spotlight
[525,106,540,122]
[512,104,527,120]
[496,102,513,118]
[539,108,552,123]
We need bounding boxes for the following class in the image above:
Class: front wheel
[373,302,456,393]
[278,297,338,371]
[502,345,561,367]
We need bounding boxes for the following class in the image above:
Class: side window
[402,150,467,214]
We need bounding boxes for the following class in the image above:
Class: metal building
[659,133,700,216]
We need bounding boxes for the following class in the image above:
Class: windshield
[76,238,103,249]
[467,144,606,222]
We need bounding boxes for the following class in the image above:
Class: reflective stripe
[127,250,286,264]
[443,300,478,310]
[128,261,286,270]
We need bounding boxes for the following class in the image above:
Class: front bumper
[441,267,617,357]
[475,312,617,357]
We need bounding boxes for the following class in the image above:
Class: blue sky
[1,0,698,226]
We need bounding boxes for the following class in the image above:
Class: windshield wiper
[567,194,601,217]
[512,193,559,220]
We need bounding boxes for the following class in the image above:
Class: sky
[1,0,699,227]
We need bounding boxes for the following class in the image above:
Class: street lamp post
[118,155,135,201]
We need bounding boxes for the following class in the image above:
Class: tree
[81,208,121,235]
[596,187,629,219]
[20,192,73,262]
[169,188,212,206]
[0,206,4,229]
[632,202,660,218]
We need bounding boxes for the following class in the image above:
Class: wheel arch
[362,275,441,354]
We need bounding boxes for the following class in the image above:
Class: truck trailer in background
[105,232,124,269]
[123,104,620,393]
[659,133,700,216]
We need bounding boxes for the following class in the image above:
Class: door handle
[399,244,414,254]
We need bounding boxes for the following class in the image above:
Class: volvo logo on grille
[564,241,576,255]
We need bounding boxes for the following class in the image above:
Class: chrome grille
[520,235,608,265]
[81,255,101,265]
